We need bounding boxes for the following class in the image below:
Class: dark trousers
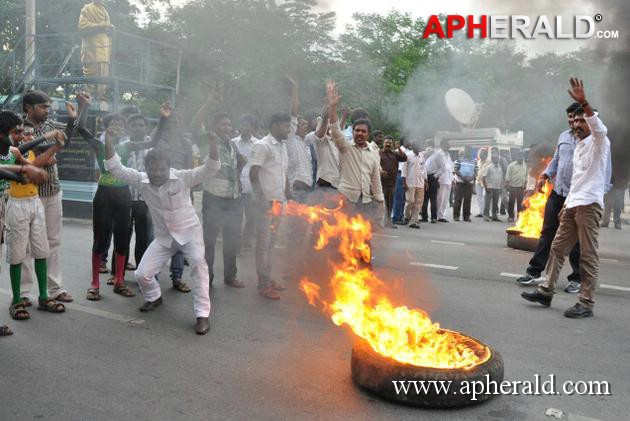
[202,191,243,283]
[527,190,580,281]
[453,182,473,220]
[392,172,405,222]
[507,187,525,219]
[484,188,501,218]
[92,185,131,256]
[382,184,396,223]
[129,201,152,266]
[421,174,439,221]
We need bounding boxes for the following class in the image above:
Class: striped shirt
[25,119,62,197]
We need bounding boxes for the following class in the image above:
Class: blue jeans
[170,250,184,281]
[392,172,405,222]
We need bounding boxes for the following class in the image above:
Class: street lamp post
[25,0,36,86]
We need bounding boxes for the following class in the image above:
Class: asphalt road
[1,203,628,421]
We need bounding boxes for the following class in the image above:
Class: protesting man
[104,121,220,334]
[380,136,407,228]
[434,140,454,222]
[481,148,503,222]
[421,139,439,223]
[505,150,527,223]
[233,114,260,249]
[522,78,611,318]
[453,147,477,222]
[402,141,426,229]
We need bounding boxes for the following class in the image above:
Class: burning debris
[274,200,504,407]
[506,182,553,252]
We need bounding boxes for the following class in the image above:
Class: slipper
[37,298,65,313]
[86,288,102,301]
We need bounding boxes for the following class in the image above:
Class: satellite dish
[445,88,477,126]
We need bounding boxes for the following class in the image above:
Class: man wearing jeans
[402,141,426,229]
[250,113,291,300]
[481,150,503,222]
[522,78,611,318]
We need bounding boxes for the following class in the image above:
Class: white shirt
[105,153,220,247]
[424,149,438,175]
[250,134,289,202]
[434,149,454,184]
[233,135,260,194]
[330,122,384,204]
[398,146,411,171]
[565,113,611,209]
[285,134,313,189]
[402,152,427,188]
[309,131,340,187]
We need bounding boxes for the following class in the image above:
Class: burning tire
[506,229,539,252]
[351,333,504,408]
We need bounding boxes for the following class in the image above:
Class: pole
[25,0,36,86]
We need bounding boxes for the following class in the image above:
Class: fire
[274,200,490,369]
[509,182,553,238]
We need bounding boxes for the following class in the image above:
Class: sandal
[0,324,13,336]
[107,276,115,285]
[9,303,30,320]
[86,288,102,301]
[37,298,65,313]
[20,297,33,307]
[113,285,136,297]
[172,280,192,293]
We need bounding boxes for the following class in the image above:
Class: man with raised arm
[522,78,612,318]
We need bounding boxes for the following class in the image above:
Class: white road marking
[409,262,459,270]
[0,288,145,324]
[431,240,465,246]
[600,258,619,263]
[373,233,400,238]
[500,272,522,278]
[600,284,630,292]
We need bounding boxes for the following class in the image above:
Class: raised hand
[568,77,586,104]
[65,101,77,119]
[326,80,341,108]
[77,91,92,105]
[160,101,173,119]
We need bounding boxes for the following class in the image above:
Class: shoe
[601,223,609,228]
[615,223,622,230]
[420,218,429,223]
[453,217,460,222]
[172,279,192,293]
[259,285,281,300]
[491,217,502,222]
[564,281,580,294]
[99,262,109,274]
[463,218,472,222]
[126,263,136,270]
[195,317,210,335]
[500,211,507,216]
[475,214,483,218]
[271,281,286,291]
[517,273,543,286]
[430,219,437,224]
[564,302,593,318]
[508,217,515,223]
[139,296,163,312]
[409,223,420,229]
[521,290,552,307]
[225,278,245,288]
[438,218,449,223]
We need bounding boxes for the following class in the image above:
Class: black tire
[506,233,539,252]
[351,336,504,408]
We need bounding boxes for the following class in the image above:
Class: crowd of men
[0,77,623,337]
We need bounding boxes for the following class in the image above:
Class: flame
[509,182,553,238]
[275,200,489,369]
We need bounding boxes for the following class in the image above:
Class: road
[1,205,628,421]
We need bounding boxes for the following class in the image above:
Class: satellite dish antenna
[445,88,479,128]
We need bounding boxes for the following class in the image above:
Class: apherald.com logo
[422,15,619,39]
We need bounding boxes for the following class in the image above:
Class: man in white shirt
[233,114,260,249]
[434,140,454,222]
[421,139,439,223]
[327,81,384,221]
[250,113,291,300]
[402,141,427,228]
[104,129,220,335]
[522,78,611,318]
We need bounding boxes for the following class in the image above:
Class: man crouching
[104,127,219,334]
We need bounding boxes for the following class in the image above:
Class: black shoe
[438,218,449,223]
[491,217,502,222]
[195,317,210,334]
[409,223,421,229]
[564,281,580,294]
[398,218,409,226]
[430,219,437,224]
[475,214,483,218]
[420,218,429,223]
[615,223,622,230]
[453,217,460,222]
[139,296,163,312]
[564,302,593,318]
[516,273,542,286]
[521,290,552,307]
[463,218,472,222]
